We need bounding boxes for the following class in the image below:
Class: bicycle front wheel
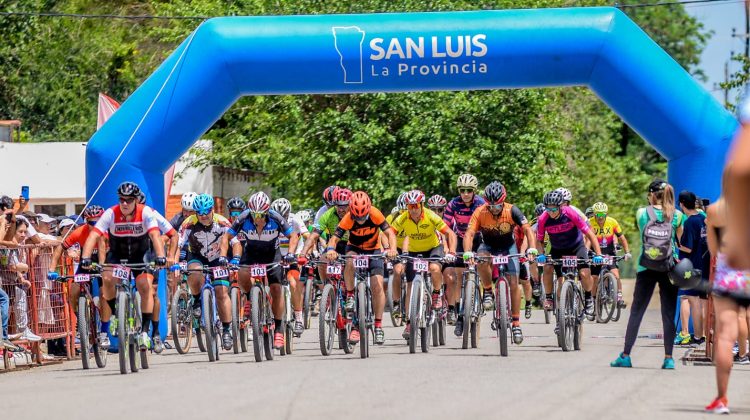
[409,276,424,354]
[497,281,509,357]
[250,287,263,362]
[117,292,129,374]
[319,284,336,356]
[78,296,91,369]
[231,287,241,354]
[357,281,369,359]
[462,276,474,350]
[559,281,575,351]
[203,288,217,362]
[171,286,193,354]
[303,274,314,330]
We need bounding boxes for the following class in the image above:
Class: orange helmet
[350,191,371,218]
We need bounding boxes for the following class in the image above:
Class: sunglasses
[429,207,445,213]
[488,203,504,210]
[407,204,421,210]
[197,210,212,216]
[458,188,475,194]
[354,215,370,223]
[595,212,607,218]
[250,211,267,219]
[545,206,559,213]
[335,203,350,209]
[229,211,242,217]
[119,197,136,204]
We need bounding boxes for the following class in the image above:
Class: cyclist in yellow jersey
[391,190,457,340]
[588,202,632,308]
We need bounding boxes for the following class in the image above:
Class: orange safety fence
[0,243,75,367]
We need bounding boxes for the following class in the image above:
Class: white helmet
[271,198,292,218]
[247,191,271,213]
[297,210,312,223]
[181,192,197,210]
[457,174,479,190]
[555,187,572,203]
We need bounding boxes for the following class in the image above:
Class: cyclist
[221,191,299,350]
[176,194,236,350]
[529,203,546,299]
[463,182,534,343]
[226,196,246,224]
[80,182,168,350]
[384,192,407,320]
[444,174,486,336]
[324,191,398,345]
[47,205,109,346]
[271,198,310,336]
[171,192,197,230]
[313,185,338,226]
[588,202,632,309]
[392,189,457,340]
[555,187,588,222]
[533,190,604,317]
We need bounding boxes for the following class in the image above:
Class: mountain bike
[476,253,525,357]
[318,260,353,356]
[56,269,107,369]
[544,257,591,352]
[171,261,194,354]
[239,263,279,362]
[229,270,249,354]
[300,262,317,330]
[184,265,229,362]
[458,263,483,350]
[341,254,383,359]
[388,260,406,328]
[279,268,294,356]
[401,256,443,354]
[595,255,625,324]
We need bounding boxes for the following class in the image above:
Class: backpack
[639,206,676,272]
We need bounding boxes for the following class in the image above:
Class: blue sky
[685,1,746,104]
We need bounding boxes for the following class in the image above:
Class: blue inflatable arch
[87,6,738,210]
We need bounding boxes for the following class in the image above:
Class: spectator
[705,172,750,414]
[611,179,684,369]
[57,218,76,240]
[7,218,41,343]
[675,190,709,347]
[32,213,59,244]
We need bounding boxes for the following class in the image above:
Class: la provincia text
[369,35,489,77]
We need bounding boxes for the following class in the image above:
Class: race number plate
[604,256,614,265]
[492,255,509,265]
[179,261,187,271]
[327,264,343,275]
[353,256,369,269]
[112,265,131,280]
[250,265,267,278]
[74,274,90,283]
[212,266,229,279]
[413,259,428,273]
[562,256,578,268]
[386,262,393,270]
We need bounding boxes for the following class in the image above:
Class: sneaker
[674,331,690,345]
[447,309,457,325]
[617,292,627,309]
[349,328,360,344]
[402,324,411,340]
[222,330,233,351]
[345,295,355,312]
[21,329,42,342]
[374,327,385,345]
[138,332,151,350]
[734,354,749,365]
[454,318,464,337]
[1,338,22,351]
[482,292,494,311]
[662,357,675,370]
[732,342,739,356]
[153,335,164,354]
[584,297,594,316]
[273,332,284,349]
[691,336,706,347]
[610,352,632,368]
[293,320,304,337]
[432,292,442,309]
[524,304,532,319]
[543,298,554,311]
[98,332,110,349]
[511,326,524,345]
[705,396,730,414]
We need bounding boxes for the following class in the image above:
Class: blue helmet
[192,194,215,215]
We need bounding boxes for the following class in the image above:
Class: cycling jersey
[178,214,232,263]
[385,211,406,249]
[536,206,590,250]
[154,210,177,237]
[443,195,486,238]
[228,209,292,264]
[313,205,329,225]
[466,203,527,250]
[170,212,188,231]
[62,224,103,250]
[279,214,306,256]
[391,208,448,253]
[93,204,160,260]
[588,216,624,254]
[335,207,389,251]
[314,207,348,242]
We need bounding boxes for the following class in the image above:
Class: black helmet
[117,181,141,198]
[668,258,702,289]
[535,203,545,217]
[226,196,246,211]
[543,190,564,206]
[137,191,146,204]
[484,181,507,204]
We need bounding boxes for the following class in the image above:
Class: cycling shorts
[405,246,444,282]
[549,243,588,278]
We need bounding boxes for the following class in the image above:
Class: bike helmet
[137,191,146,204]
[271,198,292,218]
[403,190,425,205]
[297,210,312,223]
[83,205,105,219]
[117,181,141,197]
[555,187,572,203]
[333,188,352,206]
[585,207,594,219]
[323,185,339,206]
[350,191,371,218]
[396,192,407,211]
[226,196,246,211]
[592,202,608,214]
[427,194,448,209]
[457,174,479,190]
[669,258,702,289]
[391,206,399,215]
[543,190,564,206]
[247,191,271,213]
[192,193,215,215]
[181,192,197,210]
[484,181,507,205]
[535,203,545,217]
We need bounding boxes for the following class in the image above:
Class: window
[74,204,86,215]
[34,204,66,217]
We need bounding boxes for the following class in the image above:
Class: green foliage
[720,53,750,110]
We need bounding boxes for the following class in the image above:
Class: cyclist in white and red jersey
[81,181,168,350]
[532,190,604,317]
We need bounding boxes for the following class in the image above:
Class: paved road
[4,306,749,419]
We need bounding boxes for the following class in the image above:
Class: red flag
[97,93,120,129]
